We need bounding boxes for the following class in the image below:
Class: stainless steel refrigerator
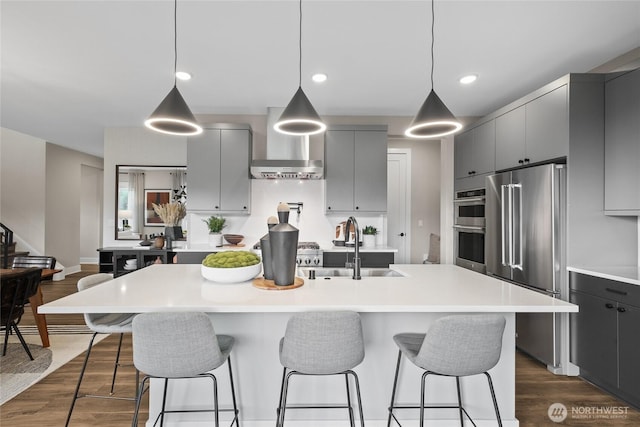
[486,163,567,369]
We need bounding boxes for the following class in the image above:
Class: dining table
[1,267,62,347]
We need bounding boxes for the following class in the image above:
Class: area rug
[0,343,52,403]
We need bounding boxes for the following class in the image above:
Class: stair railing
[0,223,14,269]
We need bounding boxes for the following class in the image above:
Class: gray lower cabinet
[495,84,568,170]
[187,125,252,213]
[570,272,640,407]
[174,251,210,264]
[323,251,394,268]
[604,68,640,215]
[325,126,387,213]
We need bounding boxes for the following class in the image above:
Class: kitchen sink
[298,268,406,278]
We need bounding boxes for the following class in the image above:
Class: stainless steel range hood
[250,107,324,179]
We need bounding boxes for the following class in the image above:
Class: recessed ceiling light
[459,74,477,85]
[312,73,328,83]
[175,71,192,81]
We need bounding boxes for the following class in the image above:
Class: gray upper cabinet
[187,125,252,213]
[525,85,568,162]
[495,85,568,170]
[495,107,525,170]
[454,120,495,189]
[604,68,640,215]
[325,126,388,213]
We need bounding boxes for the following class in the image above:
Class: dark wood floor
[2,269,639,426]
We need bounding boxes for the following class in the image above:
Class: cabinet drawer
[570,271,640,306]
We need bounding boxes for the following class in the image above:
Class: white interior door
[387,150,411,263]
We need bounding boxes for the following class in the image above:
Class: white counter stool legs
[386,314,506,427]
[65,273,138,427]
[276,311,365,427]
[131,312,239,427]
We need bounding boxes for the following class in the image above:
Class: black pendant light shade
[145,0,202,136]
[274,0,325,136]
[145,85,203,136]
[405,0,462,139]
[405,89,462,138]
[274,86,327,135]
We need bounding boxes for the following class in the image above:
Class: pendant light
[405,0,462,139]
[274,0,326,136]
[145,0,202,136]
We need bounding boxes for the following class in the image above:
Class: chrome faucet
[344,216,361,280]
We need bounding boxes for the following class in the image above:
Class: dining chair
[1,267,43,359]
[11,255,57,270]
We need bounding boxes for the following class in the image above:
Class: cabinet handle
[606,287,627,296]
[243,206,247,210]
[617,307,627,313]
[215,206,219,209]
[518,159,524,164]
[605,303,615,309]
[399,232,405,237]
[327,206,331,210]
[355,206,359,210]
[524,158,530,163]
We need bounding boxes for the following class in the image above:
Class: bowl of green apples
[201,250,262,283]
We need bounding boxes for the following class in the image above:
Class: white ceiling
[2,0,639,157]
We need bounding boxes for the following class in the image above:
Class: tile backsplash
[187,180,385,249]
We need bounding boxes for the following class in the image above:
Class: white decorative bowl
[201,262,262,283]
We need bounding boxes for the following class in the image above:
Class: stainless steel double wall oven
[453,188,486,273]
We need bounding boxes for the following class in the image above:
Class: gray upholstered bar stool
[131,312,239,427]
[276,311,365,427]
[387,314,506,427]
[66,273,137,427]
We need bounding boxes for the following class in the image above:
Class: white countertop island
[41,264,577,427]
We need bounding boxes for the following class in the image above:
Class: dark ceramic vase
[269,210,298,286]
[260,222,277,280]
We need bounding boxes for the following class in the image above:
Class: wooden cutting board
[252,276,304,290]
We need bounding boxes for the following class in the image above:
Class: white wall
[45,144,103,270]
[80,165,103,263]
[0,128,47,254]
[187,180,385,250]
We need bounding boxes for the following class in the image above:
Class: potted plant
[362,225,377,248]
[152,202,186,241]
[203,216,226,247]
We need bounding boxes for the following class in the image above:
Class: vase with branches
[152,202,186,240]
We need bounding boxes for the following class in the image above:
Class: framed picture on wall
[144,189,171,226]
